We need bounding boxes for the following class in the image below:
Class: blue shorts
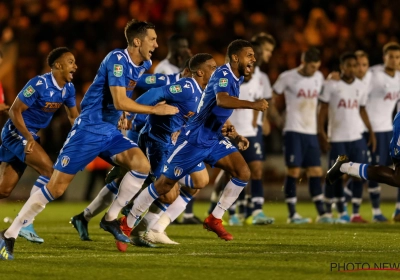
[240,126,265,163]
[283,131,321,167]
[0,123,40,172]
[54,126,138,174]
[365,131,392,166]
[163,137,237,180]
[139,132,205,178]
[329,139,368,168]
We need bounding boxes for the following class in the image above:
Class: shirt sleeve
[164,79,193,103]
[17,77,41,107]
[319,80,332,103]
[107,52,129,87]
[64,83,76,108]
[213,72,234,96]
[136,74,168,91]
[135,87,167,106]
[272,72,288,94]
[359,83,368,106]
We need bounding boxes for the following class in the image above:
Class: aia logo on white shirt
[337,99,358,109]
[296,89,318,98]
[384,92,400,100]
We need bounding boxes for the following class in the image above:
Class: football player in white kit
[229,40,275,225]
[154,34,192,75]
[273,48,331,224]
[364,43,400,221]
[318,52,376,223]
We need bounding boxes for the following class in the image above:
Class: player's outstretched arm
[110,86,178,115]
[64,105,79,126]
[216,92,268,111]
[8,98,35,153]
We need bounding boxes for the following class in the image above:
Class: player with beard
[124,39,268,241]
[0,19,178,260]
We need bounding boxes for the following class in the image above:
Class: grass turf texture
[1,202,400,280]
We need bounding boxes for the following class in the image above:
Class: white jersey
[230,73,264,137]
[154,58,179,75]
[273,68,324,134]
[255,66,272,126]
[319,79,367,142]
[365,68,400,132]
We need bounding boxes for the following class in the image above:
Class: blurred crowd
[0,0,399,156]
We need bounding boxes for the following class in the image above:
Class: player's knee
[158,191,179,204]
[40,166,54,178]
[154,176,176,196]
[134,160,150,175]
[235,165,251,182]
[0,189,11,199]
[192,176,209,189]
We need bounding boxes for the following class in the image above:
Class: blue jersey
[185,63,243,147]
[131,72,181,132]
[10,72,76,133]
[136,77,203,143]
[78,48,151,135]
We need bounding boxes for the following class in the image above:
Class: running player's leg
[204,147,250,241]
[0,161,24,199]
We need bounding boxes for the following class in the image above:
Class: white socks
[127,183,160,228]
[212,178,247,219]
[5,186,54,239]
[340,162,369,180]
[105,170,147,221]
[84,183,117,221]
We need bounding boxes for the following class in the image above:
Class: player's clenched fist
[252,99,269,111]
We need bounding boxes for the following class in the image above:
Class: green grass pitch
[2,201,400,280]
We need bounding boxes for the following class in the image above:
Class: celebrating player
[122,39,268,242]
[0,19,178,260]
[0,47,79,247]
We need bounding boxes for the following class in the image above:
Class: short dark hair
[182,58,191,70]
[189,53,213,72]
[168,34,188,49]
[124,19,155,46]
[383,42,400,54]
[302,47,320,63]
[355,50,369,59]
[47,47,71,68]
[340,52,357,64]
[227,39,253,61]
[251,33,276,47]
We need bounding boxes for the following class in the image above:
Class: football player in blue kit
[0,47,79,248]
[126,39,269,241]
[0,19,178,260]
[114,53,216,250]
[68,61,192,243]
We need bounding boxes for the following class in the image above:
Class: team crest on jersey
[219,78,228,87]
[174,166,183,177]
[170,85,182,94]
[23,85,35,97]
[145,75,156,84]
[113,64,123,77]
[61,156,70,167]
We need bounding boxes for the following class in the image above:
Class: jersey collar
[226,63,240,81]
[51,72,63,90]
[124,48,140,67]
[189,77,202,93]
